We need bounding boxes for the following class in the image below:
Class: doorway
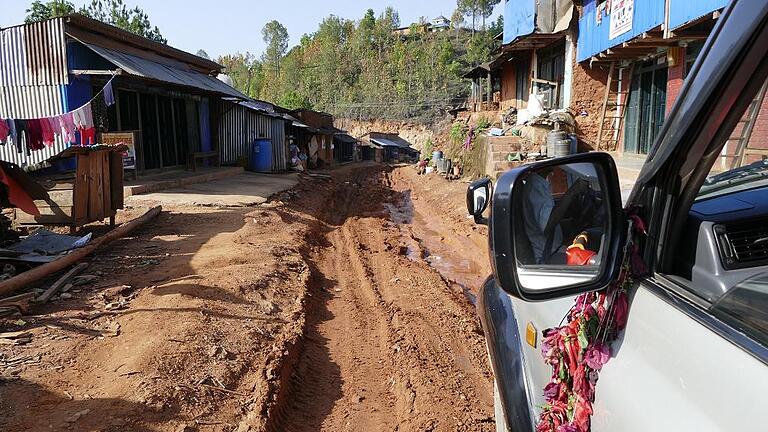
[624,60,668,155]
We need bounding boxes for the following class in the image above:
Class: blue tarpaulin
[504,0,536,44]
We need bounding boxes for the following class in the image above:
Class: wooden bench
[188,151,220,171]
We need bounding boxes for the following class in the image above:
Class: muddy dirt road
[0,164,494,431]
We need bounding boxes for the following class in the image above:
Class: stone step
[492,161,524,173]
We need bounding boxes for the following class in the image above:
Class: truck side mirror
[490,152,626,301]
[467,178,492,225]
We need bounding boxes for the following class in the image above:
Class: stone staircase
[485,136,530,179]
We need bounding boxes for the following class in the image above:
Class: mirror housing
[489,152,625,302]
[467,178,492,225]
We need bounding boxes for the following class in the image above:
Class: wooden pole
[0,206,162,298]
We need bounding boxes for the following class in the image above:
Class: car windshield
[698,159,768,200]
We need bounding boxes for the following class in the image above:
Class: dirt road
[0,164,494,431]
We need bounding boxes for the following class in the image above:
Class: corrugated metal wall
[577,0,666,62]
[0,18,70,166]
[217,101,288,171]
[0,18,68,87]
[271,117,287,171]
[669,0,728,30]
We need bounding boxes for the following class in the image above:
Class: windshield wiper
[702,160,768,186]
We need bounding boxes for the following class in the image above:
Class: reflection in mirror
[514,162,609,292]
[473,187,487,215]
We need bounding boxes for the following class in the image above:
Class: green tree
[196,49,210,60]
[219,7,499,123]
[262,20,289,77]
[217,53,263,98]
[479,0,502,30]
[458,0,480,35]
[451,8,465,40]
[25,0,75,23]
[80,0,167,43]
[488,14,504,37]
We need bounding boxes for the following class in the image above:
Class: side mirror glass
[490,153,624,301]
[467,178,492,224]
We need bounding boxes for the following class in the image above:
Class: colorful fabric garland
[536,213,647,432]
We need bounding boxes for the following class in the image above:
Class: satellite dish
[217,74,235,87]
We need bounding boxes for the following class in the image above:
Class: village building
[360,132,419,163]
[0,14,293,175]
[466,0,758,177]
[571,0,728,157]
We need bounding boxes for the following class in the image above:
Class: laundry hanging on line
[0,75,115,155]
[0,103,96,155]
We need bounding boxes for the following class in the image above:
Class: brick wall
[743,87,768,164]
[666,48,686,115]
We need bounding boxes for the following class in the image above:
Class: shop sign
[102,132,137,170]
[609,0,634,40]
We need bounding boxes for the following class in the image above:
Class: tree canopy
[25,0,166,44]
[219,8,499,122]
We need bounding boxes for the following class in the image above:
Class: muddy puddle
[385,195,487,305]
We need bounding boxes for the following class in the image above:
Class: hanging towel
[0,119,9,145]
[72,104,94,129]
[26,119,45,153]
[104,81,115,107]
[46,117,61,141]
[40,117,55,146]
[58,112,77,144]
[81,104,94,129]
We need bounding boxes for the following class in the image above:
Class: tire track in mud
[269,166,494,432]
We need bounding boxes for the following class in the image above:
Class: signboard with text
[609,0,634,39]
[101,132,137,170]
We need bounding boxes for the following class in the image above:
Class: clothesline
[0,73,118,155]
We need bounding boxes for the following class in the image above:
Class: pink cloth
[58,113,77,144]
[0,120,9,145]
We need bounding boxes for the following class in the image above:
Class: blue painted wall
[503,0,536,44]
[577,0,666,62]
[669,0,728,29]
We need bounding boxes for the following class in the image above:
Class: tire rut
[269,166,494,432]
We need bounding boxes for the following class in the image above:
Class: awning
[334,133,358,144]
[80,42,248,99]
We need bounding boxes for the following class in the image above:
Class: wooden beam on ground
[0,206,162,298]
[36,263,88,303]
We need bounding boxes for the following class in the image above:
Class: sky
[1,0,503,59]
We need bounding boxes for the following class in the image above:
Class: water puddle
[384,197,485,306]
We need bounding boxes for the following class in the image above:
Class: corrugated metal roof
[0,18,68,87]
[78,41,248,99]
[334,133,358,144]
[370,137,404,148]
[65,14,222,73]
[237,99,276,113]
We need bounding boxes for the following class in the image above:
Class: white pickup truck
[467,1,768,430]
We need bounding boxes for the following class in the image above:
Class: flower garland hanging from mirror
[536,213,647,432]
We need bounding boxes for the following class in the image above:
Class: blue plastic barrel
[250,139,273,172]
